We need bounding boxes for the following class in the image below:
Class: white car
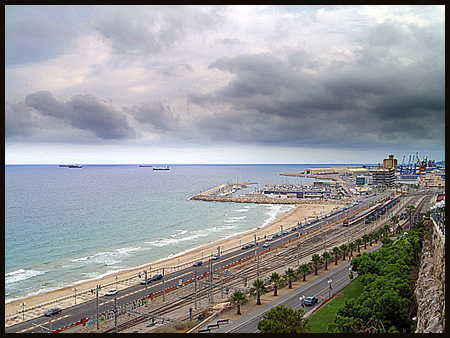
[105,289,118,296]
[263,242,270,247]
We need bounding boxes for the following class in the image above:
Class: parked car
[211,254,220,260]
[105,289,118,296]
[140,278,152,285]
[303,296,318,306]
[242,244,250,250]
[193,261,202,267]
[44,308,62,317]
[291,226,297,231]
[263,242,270,247]
[266,236,273,241]
[151,274,163,281]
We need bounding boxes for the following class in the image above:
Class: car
[242,245,250,250]
[291,226,297,231]
[44,308,62,317]
[211,254,220,260]
[266,236,273,241]
[263,242,270,247]
[151,274,163,281]
[248,242,255,247]
[105,289,118,296]
[140,278,152,285]
[303,296,318,306]
[193,261,202,267]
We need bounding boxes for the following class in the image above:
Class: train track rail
[101,192,433,333]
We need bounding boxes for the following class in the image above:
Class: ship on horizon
[153,166,170,170]
[59,164,82,168]
[139,164,152,167]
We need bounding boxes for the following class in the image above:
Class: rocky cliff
[414,219,445,333]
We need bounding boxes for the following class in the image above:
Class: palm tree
[250,278,268,305]
[348,242,356,258]
[231,290,248,315]
[298,263,311,281]
[355,238,363,253]
[362,234,371,249]
[390,215,400,234]
[383,224,391,236]
[332,246,341,265]
[283,268,298,289]
[406,204,416,230]
[340,244,348,260]
[397,223,404,235]
[373,230,381,243]
[321,251,332,270]
[310,254,323,275]
[268,272,281,296]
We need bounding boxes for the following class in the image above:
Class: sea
[5,164,344,304]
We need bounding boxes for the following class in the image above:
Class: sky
[5,5,445,164]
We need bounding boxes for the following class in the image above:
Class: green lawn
[307,276,364,333]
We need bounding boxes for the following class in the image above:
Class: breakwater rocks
[190,194,348,205]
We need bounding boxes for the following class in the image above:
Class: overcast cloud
[5,5,445,164]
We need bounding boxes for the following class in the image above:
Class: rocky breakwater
[414,218,445,333]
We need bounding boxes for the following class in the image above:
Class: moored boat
[153,166,170,170]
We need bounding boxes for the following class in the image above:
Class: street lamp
[115,276,118,290]
[327,278,333,298]
[20,302,26,321]
[73,288,78,304]
[299,295,305,308]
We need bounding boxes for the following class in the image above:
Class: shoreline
[5,200,344,318]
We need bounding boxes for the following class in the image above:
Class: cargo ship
[139,165,152,167]
[153,166,170,170]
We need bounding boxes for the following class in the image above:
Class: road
[211,244,383,333]
[5,193,384,333]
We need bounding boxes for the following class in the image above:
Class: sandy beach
[5,201,343,318]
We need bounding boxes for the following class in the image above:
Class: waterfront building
[383,154,398,171]
[356,175,373,186]
[423,173,445,189]
[373,168,395,188]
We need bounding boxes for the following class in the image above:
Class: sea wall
[414,218,445,333]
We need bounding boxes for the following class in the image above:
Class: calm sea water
[5,164,334,303]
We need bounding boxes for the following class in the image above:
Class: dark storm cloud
[23,91,139,140]
[124,101,178,131]
[5,101,40,138]
[188,24,445,150]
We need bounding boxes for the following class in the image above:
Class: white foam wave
[5,269,45,285]
[146,233,208,247]
[235,208,249,212]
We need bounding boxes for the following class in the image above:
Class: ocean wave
[146,232,208,247]
[5,269,45,285]
[234,208,249,212]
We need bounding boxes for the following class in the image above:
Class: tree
[348,242,356,258]
[405,204,416,230]
[250,278,268,305]
[340,244,348,260]
[283,268,297,288]
[230,290,248,315]
[321,251,332,270]
[355,238,363,253]
[383,224,391,236]
[268,272,281,296]
[257,305,310,333]
[362,234,371,249]
[298,263,311,281]
[332,246,341,265]
[310,254,323,275]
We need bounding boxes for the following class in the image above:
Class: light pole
[115,276,118,290]
[144,270,148,307]
[201,250,204,261]
[327,278,332,298]
[20,302,26,321]
[73,287,78,305]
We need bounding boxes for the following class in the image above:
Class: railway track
[102,192,433,333]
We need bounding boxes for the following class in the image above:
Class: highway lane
[6,193,384,333]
